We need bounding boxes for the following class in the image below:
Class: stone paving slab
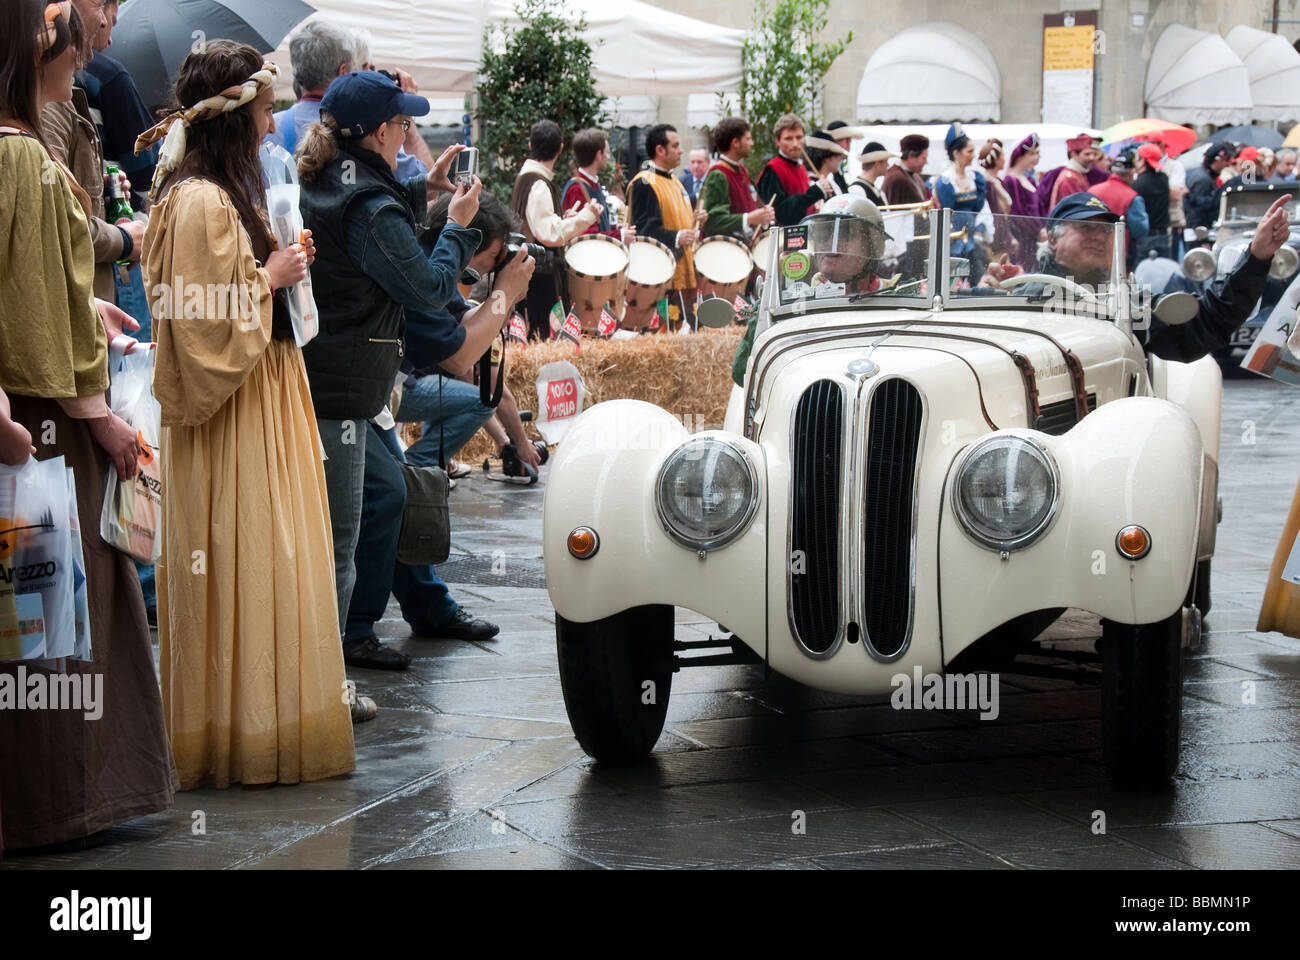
[5,378,1300,870]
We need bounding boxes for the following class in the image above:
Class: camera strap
[479,331,505,409]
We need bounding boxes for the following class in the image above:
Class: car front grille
[861,379,923,657]
[790,380,843,654]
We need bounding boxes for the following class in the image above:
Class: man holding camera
[510,120,603,339]
[300,72,533,671]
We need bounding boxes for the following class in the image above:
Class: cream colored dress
[144,179,354,789]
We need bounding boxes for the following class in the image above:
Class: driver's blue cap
[321,71,429,139]
[1049,192,1119,224]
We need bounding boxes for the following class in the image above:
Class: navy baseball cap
[1048,192,1119,223]
[321,70,430,139]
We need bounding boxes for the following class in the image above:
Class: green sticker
[782,251,810,281]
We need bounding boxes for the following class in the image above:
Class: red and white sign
[733,293,748,314]
[535,360,586,444]
[558,310,583,350]
[507,313,528,343]
[598,304,618,336]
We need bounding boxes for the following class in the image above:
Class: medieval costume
[0,127,177,848]
[701,154,761,238]
[510,158,599,338]
[1039,133,1098,211]
[561,167,620,240]
[629,164,696,328]
[933,124,989,281]
[757,152,826,226]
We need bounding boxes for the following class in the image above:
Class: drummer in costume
[509,119,602,339]
[699,117,775,239]
[883,133,933,205]
[756,113,834,226]
[629,123,705,329]
[562,128,631,241]
[848,141,895,206]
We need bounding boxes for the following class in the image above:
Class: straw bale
[401,326,744,465]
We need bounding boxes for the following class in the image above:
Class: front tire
[557,604,674,762]
[1099,610,1185,788]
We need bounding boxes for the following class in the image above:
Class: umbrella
[1100,118,1196,157]
[1207,124,1285,149]
[1282,125,1300,148]
[112,0,316,110]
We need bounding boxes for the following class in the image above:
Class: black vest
[300,143,419,420]
[1134,170,1171,234]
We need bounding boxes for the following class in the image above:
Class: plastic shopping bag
[260,142,319,347]
[100,345,162,563]
[0,456,76,660]
[65,467,91,661]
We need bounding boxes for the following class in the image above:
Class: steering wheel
[997,272,1101,300]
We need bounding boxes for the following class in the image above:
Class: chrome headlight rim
[951,433,1062,553]
[1182,247,1215,284]
[654,435,761,552]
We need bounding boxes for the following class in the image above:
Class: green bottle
[104,164,134,272]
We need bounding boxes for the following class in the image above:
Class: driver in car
[981,191,1292,362]
[732,194,891,385]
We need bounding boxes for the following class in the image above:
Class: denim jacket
[301,142,479,420]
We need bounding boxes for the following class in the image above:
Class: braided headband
[134,62,280,197]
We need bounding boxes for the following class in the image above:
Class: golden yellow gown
[144,179,354,789]
[1258,473,1300,639]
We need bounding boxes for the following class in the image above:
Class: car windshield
[768,202,933,308]
[945,212,1124,315]
[1219,188,1298,223]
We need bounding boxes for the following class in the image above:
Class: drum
[564,234,628,332]
[623,236,677,330]
[695,235,753,303]
[750,228,776,277]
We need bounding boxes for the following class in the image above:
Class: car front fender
[543,400,768,645]
[940,397,1203,659]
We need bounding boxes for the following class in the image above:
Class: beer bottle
[105,164,134,224]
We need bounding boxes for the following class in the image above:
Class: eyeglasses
[390,118,411,133]
[1066,221,1114,238]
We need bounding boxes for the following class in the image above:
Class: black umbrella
[111,0,316,110]
[1207,124,1285,150]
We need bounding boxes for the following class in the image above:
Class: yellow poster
[1043,25,1095,71]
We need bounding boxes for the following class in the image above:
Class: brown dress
[144,179,355,789]
[0,131,177,852]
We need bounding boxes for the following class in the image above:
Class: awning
[1145,25,1253,126]
[856,22,1001,123]
[1226,25,1300,123]
[268,1,743,102]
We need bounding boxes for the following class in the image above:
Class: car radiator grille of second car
[861,379,923,658]
[791,380,843,654]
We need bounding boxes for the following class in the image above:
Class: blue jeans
[319,417,368,638]
[343,421,458,643]
[399,373,496,466]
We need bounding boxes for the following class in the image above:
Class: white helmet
[801,194,888,281]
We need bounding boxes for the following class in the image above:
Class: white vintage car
[544,206,1220,788]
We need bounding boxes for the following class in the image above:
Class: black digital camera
[494,232,547,272]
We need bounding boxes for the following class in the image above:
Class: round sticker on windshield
[782,251,810,281]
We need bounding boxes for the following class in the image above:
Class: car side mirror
[1152,291,1199,326]
[696,296,736,328]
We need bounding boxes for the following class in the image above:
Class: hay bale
[404,326,745,465]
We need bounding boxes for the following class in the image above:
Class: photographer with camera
[340,194,538,662]
[298,70,531,671]
[510,119,603,339]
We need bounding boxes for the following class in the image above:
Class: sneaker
[342,635,411,670]
[412,608,500,642]
[447,460,472,479]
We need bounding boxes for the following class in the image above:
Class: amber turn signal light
[1116,524,1151,560]
[567,526,599,559]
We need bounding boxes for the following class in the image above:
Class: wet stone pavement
[8,378,1300,870]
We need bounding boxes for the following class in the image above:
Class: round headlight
[1182,247,1215,284]
[1269,244,1298,280]
[655,437,759,551]
[953,435,1060,551]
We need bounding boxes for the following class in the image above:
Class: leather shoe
[412,608,500,642]
[343,635,411,670]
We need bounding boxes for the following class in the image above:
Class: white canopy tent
[1145,25,1253,127]
[1226,24,1300,123]
[857,22,1001,123]
[842,123,1100,182]
[267,0,742,124]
